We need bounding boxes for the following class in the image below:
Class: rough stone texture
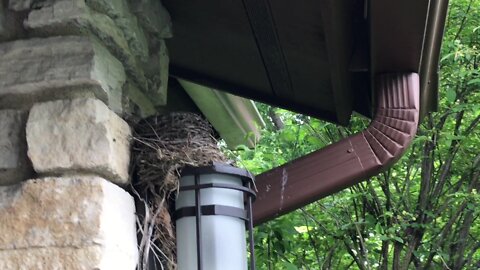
[24,0,149,101]
[0,176,138,270]
[26,98,132,184]
[0,3,4,30]
[0,246,102,270]
[22,0,172,109]
[7,0,33,11]
[86,0,149,62]
[1,2,25,41]
[1,2,9,37]
[124,81,156,117]
[130,0,172,39]
[0,36,126,112]
[0,110,33,185]
[145,40,169,106]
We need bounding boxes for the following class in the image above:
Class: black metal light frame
[174,162,257,270]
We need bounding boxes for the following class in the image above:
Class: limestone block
[86,0,129,17]
[130,0,172,39]
[0,176,138,270]
[0,36,126,112]
[0,4,4,32]
[124,81,156,117]
[145,40,169,106]
[1,2,25,41]
[0,110,32,185]
[24,0,149,97]
[26,98,131,184]
[85,0,149,62]
[115,13,149,63]
[8,0,33,11]
[0,247,102,270]
[24,0,129,53]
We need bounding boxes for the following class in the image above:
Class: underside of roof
[163,0,445,125]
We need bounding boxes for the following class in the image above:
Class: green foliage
[225,0,480,269]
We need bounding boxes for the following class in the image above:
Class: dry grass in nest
[131,112,227,270]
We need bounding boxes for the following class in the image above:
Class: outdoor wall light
[175,163,256,270]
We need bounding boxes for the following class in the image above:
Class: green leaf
[379,235,389,241]
[414,135,429,143]
[440,52,455,62]
[467,78,480,85]
[283,262,298,270]
[393,236,404,244]
[235,144,250,151]
[446,89,457,103]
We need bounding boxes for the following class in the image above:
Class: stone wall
[0,0,172,269]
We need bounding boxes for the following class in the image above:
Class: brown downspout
[253,72,420,225]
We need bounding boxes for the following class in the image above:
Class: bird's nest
[131,112,227,270]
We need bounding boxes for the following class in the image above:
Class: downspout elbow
[253,73,420,225]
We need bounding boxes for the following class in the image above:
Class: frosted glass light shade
[176,173,248,270]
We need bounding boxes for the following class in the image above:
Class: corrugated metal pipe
[253,72,420,225]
